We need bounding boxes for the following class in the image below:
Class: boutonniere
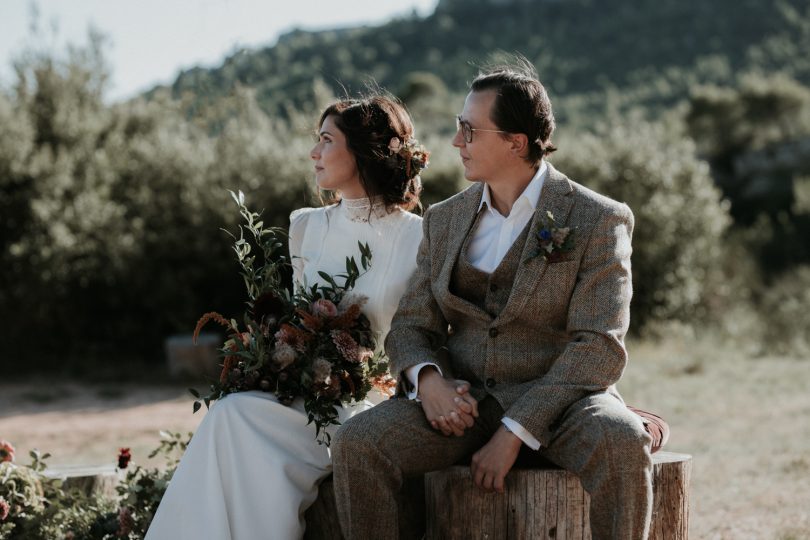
[527,210,576,263]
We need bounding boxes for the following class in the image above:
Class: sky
[0,0,440,101]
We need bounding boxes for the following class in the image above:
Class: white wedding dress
[146,199,422,540]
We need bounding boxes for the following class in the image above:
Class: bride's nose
[310,144,320,161]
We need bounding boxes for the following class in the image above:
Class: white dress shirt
[406,162,548,450]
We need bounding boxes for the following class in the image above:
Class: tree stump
[424,451,691,540]
[43,464,122,499]
[304,474,426,540]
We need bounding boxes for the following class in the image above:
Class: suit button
[489,283,498,292]
[489,328,499,338]
[486,378,496,388]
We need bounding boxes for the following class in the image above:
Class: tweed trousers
[332,392,652,540]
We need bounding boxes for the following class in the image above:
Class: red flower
[331,330,360,362]
[0,440,14,463]
[117,448,132,469]
[0,497,9,521]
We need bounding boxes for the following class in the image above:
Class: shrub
[552,118,732,331]
[758,265,810,356]
[0,42,320,372]
[0,434,190,540]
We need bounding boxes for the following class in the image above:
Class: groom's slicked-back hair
[471,57,557,165]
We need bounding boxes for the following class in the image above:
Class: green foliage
[552,118,731,329]
[0,39,320,373]
[154,0,810,125]
[0,450,118,540]
[111,431,192,537]
[686,72,810,274]
[1,461,46,536]
[225,190,290,302]
[0,432,190,540]
[758,265,810,355]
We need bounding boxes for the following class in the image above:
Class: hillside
[153,0,810,122]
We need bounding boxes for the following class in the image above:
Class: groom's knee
[332,414,372,461]
[333,398,425,467]
[333,403,395,466]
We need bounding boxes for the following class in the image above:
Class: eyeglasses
[455,115,507,143]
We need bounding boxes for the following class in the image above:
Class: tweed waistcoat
[450,208,533,318]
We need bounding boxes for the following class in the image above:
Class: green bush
[0,435,189,540]
[552,118,732,331]
[758,265,810,355]
[0,42,321,372]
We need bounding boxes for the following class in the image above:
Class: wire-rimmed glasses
[455,115,507,143]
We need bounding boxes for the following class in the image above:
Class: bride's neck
[339,195,392,223]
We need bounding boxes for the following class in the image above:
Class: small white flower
[338,293,369,312]
[312,357,333,384]
[552,227,570,245]
[272,343,297,369]
[388,137,402,154]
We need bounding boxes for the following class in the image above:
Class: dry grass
[1,337,808,539]
[621,335,810,539]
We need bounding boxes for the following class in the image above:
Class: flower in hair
[386,137,430,178]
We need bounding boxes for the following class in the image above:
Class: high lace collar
[339,196,394,223]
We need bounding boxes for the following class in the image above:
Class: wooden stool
[424,451,691,540]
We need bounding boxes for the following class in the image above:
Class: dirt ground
[1,337,809,539]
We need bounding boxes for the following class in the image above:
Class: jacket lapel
[435,182,491,320]
[496,164,575,325]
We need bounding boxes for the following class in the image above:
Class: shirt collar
[478,160,548,215]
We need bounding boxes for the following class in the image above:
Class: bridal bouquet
[191,191,395,445]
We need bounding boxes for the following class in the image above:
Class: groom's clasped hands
[416,368,523,494]
[416,368,478,436]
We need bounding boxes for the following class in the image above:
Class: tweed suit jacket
[385,163,634,447]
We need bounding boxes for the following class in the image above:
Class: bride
[146,94,427,539]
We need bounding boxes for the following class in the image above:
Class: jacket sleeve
[505,203,634,445]
[384,206,453,389]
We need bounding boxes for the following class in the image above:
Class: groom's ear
[508,133,530,159]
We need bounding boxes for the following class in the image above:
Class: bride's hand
[417,369,478,436]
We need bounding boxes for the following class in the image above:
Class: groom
[332,63,654,539]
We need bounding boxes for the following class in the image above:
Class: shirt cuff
[404,363,443,400]
[502,417,541,450]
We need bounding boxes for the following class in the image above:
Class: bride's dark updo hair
[319,94,426,212]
